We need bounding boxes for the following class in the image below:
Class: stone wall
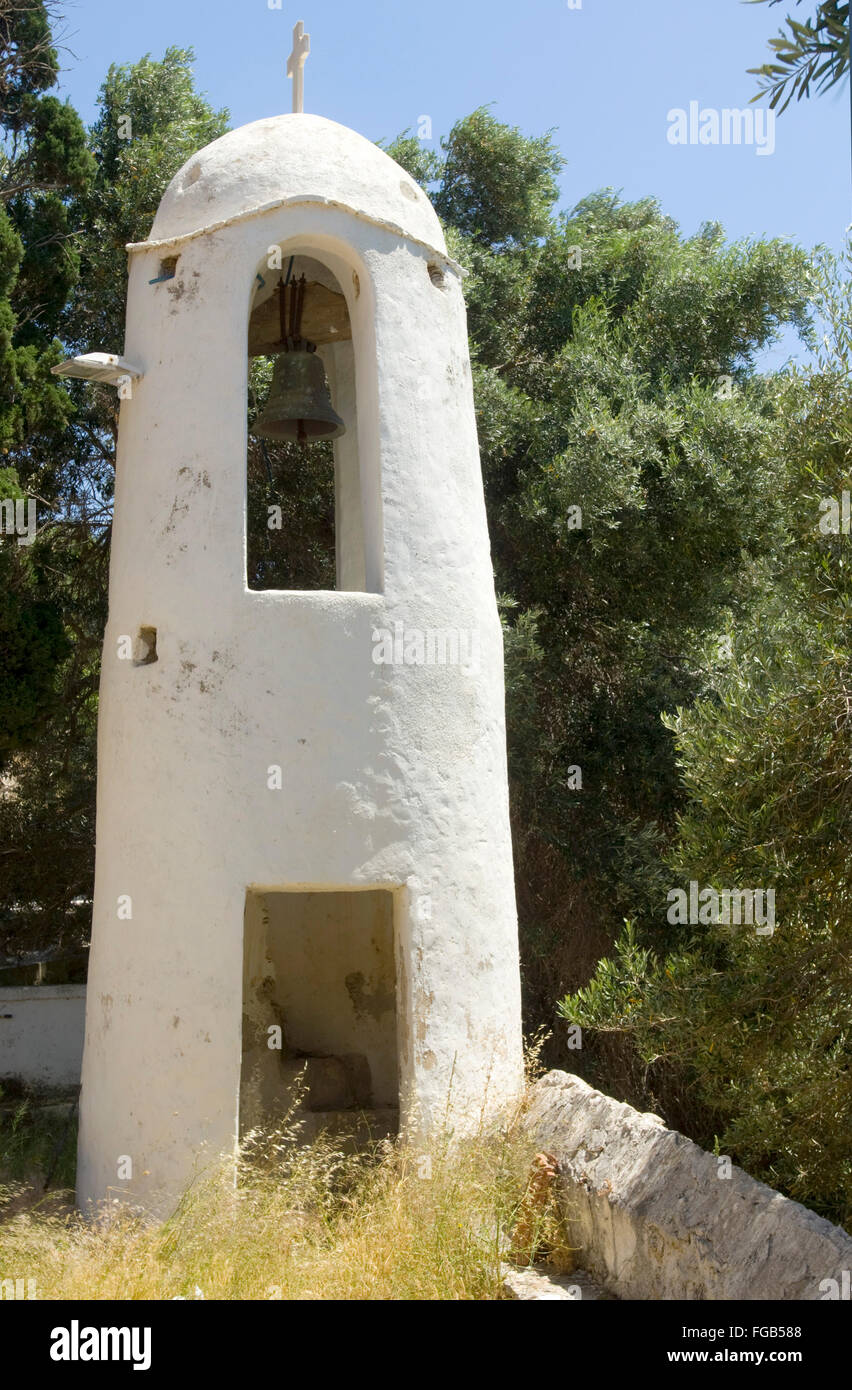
[0,985,85,1090]
[524,1071,852,1301]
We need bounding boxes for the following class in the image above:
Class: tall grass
[0,1086,77,1191]
[0,1099,567,1300]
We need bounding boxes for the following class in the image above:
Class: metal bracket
[51,353,144,386]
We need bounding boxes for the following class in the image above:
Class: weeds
[0,1095,562,1300]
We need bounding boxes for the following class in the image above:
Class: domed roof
[149,113,446,252]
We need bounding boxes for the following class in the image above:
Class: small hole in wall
[159,256,178,281]
[133,626,158,666]
[427,263,446,290]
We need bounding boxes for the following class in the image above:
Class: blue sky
[56,0,849,368]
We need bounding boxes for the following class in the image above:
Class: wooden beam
[248,281,351,355]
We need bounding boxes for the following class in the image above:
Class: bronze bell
[254,349,345,445]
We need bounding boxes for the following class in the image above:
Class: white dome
[149,113,446,252]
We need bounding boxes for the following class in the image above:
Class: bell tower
[73,50,524,1212]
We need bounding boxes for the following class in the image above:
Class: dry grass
[0,1096,568,1300]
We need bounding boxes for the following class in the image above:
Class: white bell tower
[75,88,523,1211]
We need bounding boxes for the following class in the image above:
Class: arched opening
[246,249,367,592]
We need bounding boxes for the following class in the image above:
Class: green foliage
[434,107,563,249]
[562,250,852,1224]
[0,1087,78,1191]
[0,5,90,455]
[0,2,88,801]
[747,1,849,111]
[465,190,811,951]
[7,92,95,192]
[0,540,70,752]
[426,117,848,1222]
[0,44,228,959]
[379,131,443,190]
[0,0,60,113]
[65,47,227,359]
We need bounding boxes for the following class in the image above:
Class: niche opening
[241,888,398,1142]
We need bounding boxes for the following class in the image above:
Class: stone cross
[287,20,311,114]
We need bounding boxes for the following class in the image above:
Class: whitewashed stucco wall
[76,114,524,1213]
[0,985,85,1089]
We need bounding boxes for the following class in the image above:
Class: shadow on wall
[240,888,398,1136]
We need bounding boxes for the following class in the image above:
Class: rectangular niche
[240,888,398,1136]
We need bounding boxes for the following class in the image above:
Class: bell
[254,349,345,444]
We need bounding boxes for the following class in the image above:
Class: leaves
[0,42,228,959]
[565,247,852,1223]
[434,107,564,249]
[747,1,850,111]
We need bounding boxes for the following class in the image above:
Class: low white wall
[0,985,86,1089]
[524,1071,852,1301]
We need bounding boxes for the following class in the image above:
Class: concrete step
[280,1053,373,1112]
[292,1107,399,1148]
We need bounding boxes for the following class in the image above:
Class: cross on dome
[287,20,311,114]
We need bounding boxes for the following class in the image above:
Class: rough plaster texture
[0,986,85,1088]
[524,1072,852,1301]
[76,114,523,1212]
[148,114,446,254]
